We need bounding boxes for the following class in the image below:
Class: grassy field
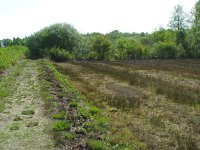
[54,59,200,150]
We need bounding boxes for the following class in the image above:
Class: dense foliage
[26,23,81,58]
[0,46,28,70]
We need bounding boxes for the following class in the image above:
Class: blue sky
[0,0,197,39]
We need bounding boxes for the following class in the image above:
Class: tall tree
[168,5,189,57]
[192,0,200,58]
[92,34,111,60]
[168,5,188,31]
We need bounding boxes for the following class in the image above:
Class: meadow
[55,59,200,149]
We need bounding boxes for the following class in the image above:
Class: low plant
[52,112,65,120]
[13,116,22,121]
[86,139,106,150]
[21,110,35,115]
[26,122,39,127]
[69,101,78,107]
[52,121,70,131]
[9,123,20,130]
[63,132,76,140]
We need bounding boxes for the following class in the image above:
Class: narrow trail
[0,60,56,150]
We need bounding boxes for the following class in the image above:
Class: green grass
[13,116,22,121]
[52,112,65,120]
[69,101,78,107]
[86,139,106,150]
[9,123,20,131]
[63,132,76,140]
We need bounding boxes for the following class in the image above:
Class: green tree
[168,5,189,57]
[1,39,13,47]
[92,34,111,60]
[168,5,188,31]
[126,40,143,60]
[116,37,128,60]
[192,0,200,58]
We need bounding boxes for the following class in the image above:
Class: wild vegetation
[54,59,200,149]
[0,46,28,71]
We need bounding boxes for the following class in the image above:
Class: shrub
[49,48,72,62]
[26,23,81,58]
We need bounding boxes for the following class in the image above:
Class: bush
[49,48,72,62]
[26,23,81,58]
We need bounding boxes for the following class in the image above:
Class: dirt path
[0,60,56,150]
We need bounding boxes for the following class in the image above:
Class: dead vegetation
[55,59,200,150]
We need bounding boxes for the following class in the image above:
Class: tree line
[1,1,200,61]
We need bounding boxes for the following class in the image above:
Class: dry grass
[54,60,200,150]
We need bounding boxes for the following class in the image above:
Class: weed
[75,127,87,135]
[13,116,22,121]
[0,102,5,113]
[26,122,39,127]
[89,106,100,115]
[57,92,65,98]
[21,110,35,115]
[63,132,76,140]
[9,123,20,130]
[69,101,78,107]
[86,139,106,150]
[52,121,70,131]
[52,112,65,120]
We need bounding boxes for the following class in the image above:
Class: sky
[0,0,197,39]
